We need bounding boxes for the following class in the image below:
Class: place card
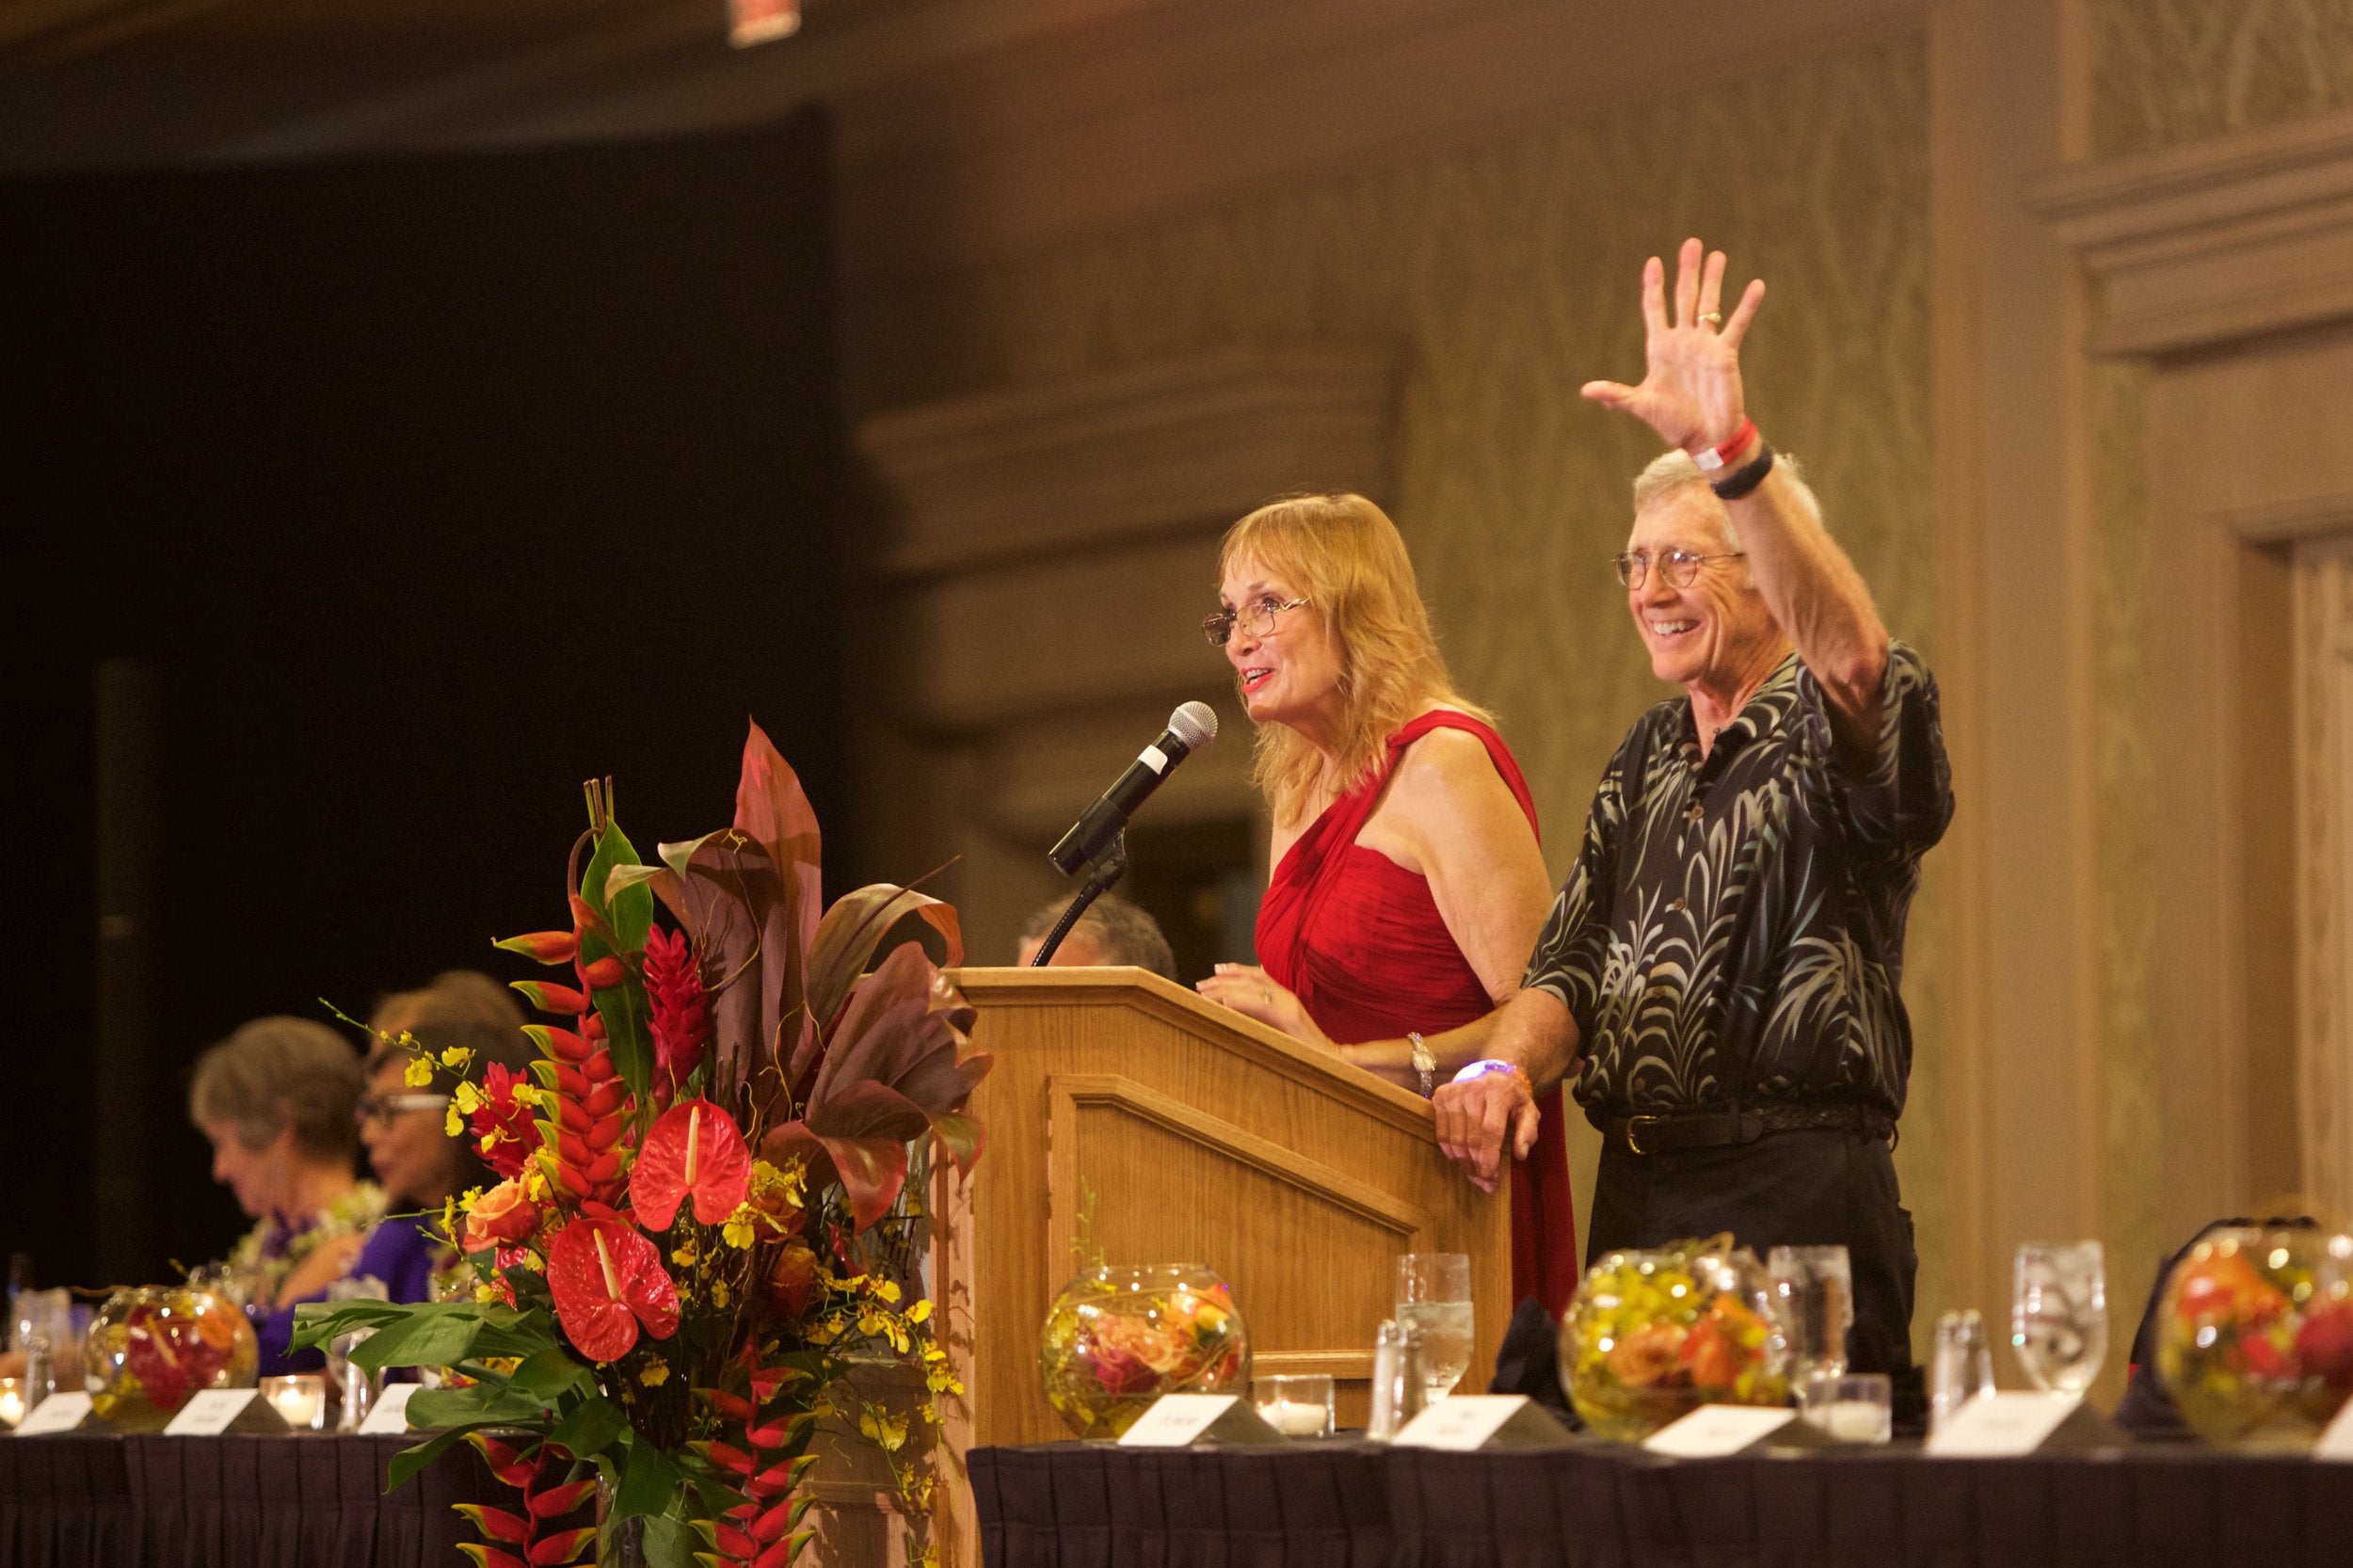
[2312,1397,2353,1461]
[1642,1403,1799,1457]
[1391,1395,1574,1450]
[359,1383,423,1435]
[1116,1393,1287,1448]
[164,1388,291,1436]
[11,1392,95,1436]
[1924,1392,2123,1456]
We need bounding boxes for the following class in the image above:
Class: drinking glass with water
[1393,1253,1472,1401]
[2012,1240,2106,1395]
[1767,1245,1854,1382]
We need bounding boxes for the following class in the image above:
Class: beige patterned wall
[856,37,1958,1336]
[2091,0,2353,157]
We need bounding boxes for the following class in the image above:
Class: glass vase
[2156,1225,2353,1450]
[1038,1262,1250,1438]
[85,1285,259,1432]
[1557,1233,1791,1441]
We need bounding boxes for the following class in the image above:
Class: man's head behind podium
[1016,892,1176,980]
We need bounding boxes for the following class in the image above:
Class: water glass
[2011,1241,2107,1396]
[327,1274,389,1431]
[1768,1244,1854,1381]
[1796,1371,1892,1443]
[1252,1374,1335,1437]
[1930,1308,1996,1432]
[1394,1253,1473,1400]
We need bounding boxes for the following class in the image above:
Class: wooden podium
[912,966,1512,1563]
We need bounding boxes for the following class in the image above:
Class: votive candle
[262,1373,327,1432]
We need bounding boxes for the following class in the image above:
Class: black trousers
[1585,1125,1922,1419]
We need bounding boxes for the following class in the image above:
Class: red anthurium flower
[642,925,712,1092]
[471,1063,538,1181]
[546,1219,679,1363]
[629,1099,752,1231]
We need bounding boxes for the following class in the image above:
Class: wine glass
[2011,1240,2107,1395]
[1394,1253,1472,1401]
[1768,1245,1853,1382]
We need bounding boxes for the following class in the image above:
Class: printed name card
[1642,1403,1799,1457]
[1116,1394,1287,1448]
[2311,1397,2353,1461]
[164,1388,291,1436]
[1924,1392,2123,1456]
[11,1392,96,1436]
[1391,1395,1574,1451]
[359,1383,423,1435]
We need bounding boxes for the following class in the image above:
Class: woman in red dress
[1193,493,1577,1318]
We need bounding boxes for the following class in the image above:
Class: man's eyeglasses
[1612,548,1747,590]
[355,1093,450,1128]
[1203,594,1310,648]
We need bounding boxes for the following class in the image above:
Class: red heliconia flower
[629,1098,751,1231]
[545,1218,680,1363]
[578,955,627,990]
[493,930,578,967]
[527,1026,633,1208]
[642,925,711,1094]
[471,1063,538,1181]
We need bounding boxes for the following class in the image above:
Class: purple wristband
[1451,1059,1527,1086]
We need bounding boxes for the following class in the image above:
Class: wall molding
[2027,104,2353,356]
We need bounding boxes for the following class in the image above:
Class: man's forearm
[1727,459,1887,719]
[1459,987,1578,1093]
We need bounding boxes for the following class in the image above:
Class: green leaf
[548,1394,629,1459]
[290,1299,411,1352]
[639,1512,698,1568]
[615,1435,680,1519]
[582,819,658,1104]
[507,1346,592,1402]
[407,1381,544,1431]
[347,1306,488,1372]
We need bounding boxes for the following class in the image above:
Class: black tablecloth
[968,1439,2353,1568]
[0,1433,492,1568]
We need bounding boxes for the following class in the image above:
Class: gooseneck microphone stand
[1029,830,1128,965]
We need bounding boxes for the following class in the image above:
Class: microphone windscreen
[1170,701,1219,748]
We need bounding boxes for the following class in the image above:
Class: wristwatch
[1409,1032,1435,1097]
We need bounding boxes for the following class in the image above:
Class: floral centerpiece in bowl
[1038,1262,1248,1438]
[296,724,988,1568]
[1557,1233,1789,1441]
[2156,1224,2353,1451]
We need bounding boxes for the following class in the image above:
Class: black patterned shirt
[1525,643,1952,1120]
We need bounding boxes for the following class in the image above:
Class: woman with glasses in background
[188,1016,385,1374]
[1192,493,1577,1319]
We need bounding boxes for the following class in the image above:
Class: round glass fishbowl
[1038,1263,1250,1439]
[86,1285,259,1431]
[2156,1225,2353,1451]
[1558,1233,1791,1441]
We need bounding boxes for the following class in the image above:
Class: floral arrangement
[2157,1225,2353,1449]
[1558,1234,1788,1441]
[1036,1263,1248,1438]
[86,1286,259,1431]
[296,724,988,1567]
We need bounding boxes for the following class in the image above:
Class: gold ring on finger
[1700,311,1723,326]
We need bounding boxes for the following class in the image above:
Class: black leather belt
[1599,1102,1895,1155]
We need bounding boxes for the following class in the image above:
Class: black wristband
[1709,441,1774,501]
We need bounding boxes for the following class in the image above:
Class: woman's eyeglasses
[1611,548,1746,590]
[1203,594,1310,648]
[354,1093,451,1128]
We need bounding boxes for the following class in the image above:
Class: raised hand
[1580,236,1765,454]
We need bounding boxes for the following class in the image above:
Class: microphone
[1048,701,1219,874]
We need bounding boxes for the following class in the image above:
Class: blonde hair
[1630,447,1818,546]
[1219,493,1489,828]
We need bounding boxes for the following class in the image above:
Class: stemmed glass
[2011,1241,2107,1396]
[1394,1254,1473,1402]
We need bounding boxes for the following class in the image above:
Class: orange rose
[462,1178,542,1253]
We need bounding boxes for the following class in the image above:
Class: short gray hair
[1629,446,1818,545]
[1019,892,1177,980]
[188,1016,364,1161]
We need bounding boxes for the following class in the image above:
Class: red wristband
[1692,418,1757,475]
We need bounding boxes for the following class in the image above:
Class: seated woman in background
[1192,493,1577,1317]
[370,968,527,1042]
[351,1017,538,1304]
[187,1016,385,1373]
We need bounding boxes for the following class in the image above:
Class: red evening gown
[1255,710,1578,1319]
